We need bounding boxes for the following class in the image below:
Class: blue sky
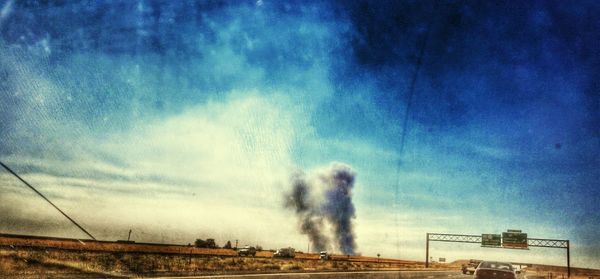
[0,0,598,268]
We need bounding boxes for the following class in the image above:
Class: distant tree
[195,239,206,248]
[206,238,218,249]
[195,238,218,248]
[256,245,262,251]
[224,241,232,249]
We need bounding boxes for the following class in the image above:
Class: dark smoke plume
[284,172,329,252]
[321,164,357,255]
[284,163,357,255]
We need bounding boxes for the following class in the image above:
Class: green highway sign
[482,234,501,247]
[502,231,528,249]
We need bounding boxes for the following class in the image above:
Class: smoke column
[284,163,357,255]
[284,172,329,252]
[321,164,357,255]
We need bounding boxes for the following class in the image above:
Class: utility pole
[425,233,430,268]
[567,240,570,277]
[127,229,132,241]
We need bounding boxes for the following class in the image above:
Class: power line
[0,161,96,240]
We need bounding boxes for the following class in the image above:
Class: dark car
[474,261,517,279]
[463,259,482,274]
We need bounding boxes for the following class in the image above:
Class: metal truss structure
[528,238,569,248]
[428,233,481,243]
[425,233,571,277]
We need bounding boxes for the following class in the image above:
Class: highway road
[157,270,474,279]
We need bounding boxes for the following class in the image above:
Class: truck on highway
[238,245,256,257]
[319,251,330,260]
[273,247,295,258]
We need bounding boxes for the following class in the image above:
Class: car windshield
[480,262,513,270]
[0,1,598,274]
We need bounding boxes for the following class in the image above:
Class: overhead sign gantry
[425,230,570,277]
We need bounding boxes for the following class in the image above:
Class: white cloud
[1,92,314,245]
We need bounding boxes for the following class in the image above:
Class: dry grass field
[4,233,596,279]
[0,233,429,278]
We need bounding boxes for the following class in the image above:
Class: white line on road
[156,270,459,279]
